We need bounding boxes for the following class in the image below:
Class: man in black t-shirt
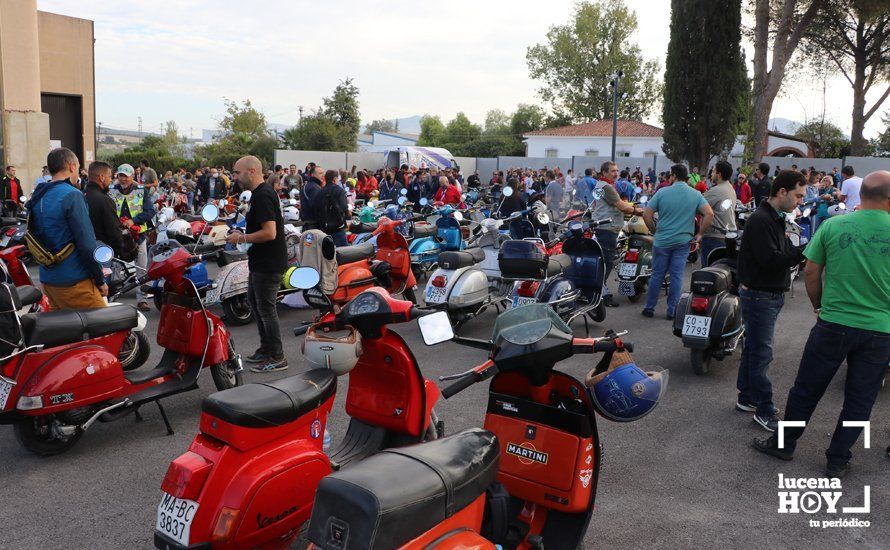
[227,155,288,372]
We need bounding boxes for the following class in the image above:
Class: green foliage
[219,98,267,137]
[366,118,396,133]
[418,115,447,146]
[445,113,482,143]
[526,0,661,122]
[510,104,546,135]
[484,109,511,135]
[281,113,352,151]
[793,120,852,158]
[103,123,190,174]
[872,111,890,157]
[322,78,361,150]
[661,0,748,169]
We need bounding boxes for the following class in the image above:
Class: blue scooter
[408,199,465,279]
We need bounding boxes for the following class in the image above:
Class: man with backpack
[317,169,350,246]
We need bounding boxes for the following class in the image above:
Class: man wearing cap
[110,163,155,311]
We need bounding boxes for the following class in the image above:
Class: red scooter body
[372,217,417,299]
[0,245,51,311]
[0,241,240,456]
[155,287,440,550]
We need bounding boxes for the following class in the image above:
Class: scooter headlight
[17,395,44,410]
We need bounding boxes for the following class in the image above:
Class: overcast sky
[39,0,887,139]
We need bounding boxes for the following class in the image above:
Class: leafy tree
[526,0,661,122]
[662,0,748,169]
[750,0,826,161]
[445,112,482,143]
[322,78,360,150]
[799,0,890,155]
[418,115,447,146]
[510,104,546,135]
[366,118,396,133]
[872,110,890,156]
[793,119,851,157]
[106,133,190,174]
[280,113,348,151]
[544,110,574,129]
[483,109,511,135]
[219,98,267,137]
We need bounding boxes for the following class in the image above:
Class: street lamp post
[609,71,623,162]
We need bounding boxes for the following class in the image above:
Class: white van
[384,146,458,171]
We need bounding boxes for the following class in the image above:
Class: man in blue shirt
[575,167,596,207]
[30,148,106,309]
[641,164,714,319]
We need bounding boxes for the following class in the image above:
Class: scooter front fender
[215,260,250,303]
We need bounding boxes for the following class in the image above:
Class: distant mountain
[361,115,422,135]
[768,117,803,135]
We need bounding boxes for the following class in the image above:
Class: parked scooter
[307,306,665,549]
[0,212,242,456]
[153,268,442,550]
[409,199,466,278]
[671,199,743,375]
[616,206,656,302]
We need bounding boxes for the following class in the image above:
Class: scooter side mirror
[19,195,28,202]
[638,195,649,205]
[398,196,407,206]
[93,244,114,263]
[418,311,454,346]
[635,186,643,194]
[838,202,846,210]
[502,186,514,197]
[453,211,464,222]
[419,197,429,206]
[400,188,408,196]
[201,204,220,223]
[536,212,550,225]
[289,267,321,290]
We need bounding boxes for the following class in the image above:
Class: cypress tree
[662,0,747,171]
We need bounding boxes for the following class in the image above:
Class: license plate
[618,263,637,278]
[0,377,14,410]
[511,296,537,309]
[682,315,711,337]
[0,236,9,247]
[425,285,446,304]
[156,493,199,546]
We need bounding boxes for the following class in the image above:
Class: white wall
[525,135,663,159]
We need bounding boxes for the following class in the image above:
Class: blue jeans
[700,237,724,268]
[737,287,785,416]
[330,231,348,247]
[781,320,890,466]
[594,229,618,297]
[644,244,687,315]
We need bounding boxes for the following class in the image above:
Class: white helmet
[301,326,362,375]
[239,190,252,204]
[166,219,192,238]
[283,205,300,222]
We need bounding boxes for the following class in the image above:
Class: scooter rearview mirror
[398,196,407,206]
[419,197,429,206]
[93,244,114,264]
[453,211,464,222]
[19,195,28,202]
[289,267,321,290]
[502,186,514,197]
[219,199,228,208]
[536,212,550,225]
[418,311,455,346]
[639,195,649,204]
[201,204,220,223]
[635,186,643,194]
[400,188,408,196]
[838,202,846,210]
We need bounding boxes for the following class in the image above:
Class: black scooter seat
[1,217,19,227]
[217,249,247,266]
[15,285,42,307]
[202,368,336,428]
[437,248,485,270]
[20,305,139,349]
[336,242,375,264]
[308,428,499,549]
[547,253,572,276]
[413,223,436,238]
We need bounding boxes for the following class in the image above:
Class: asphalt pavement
[1,263,887,549]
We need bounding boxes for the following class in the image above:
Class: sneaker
[245,351,267,364]
[250,357,288,373]
[735,399,757,412]
[825,461,850,478]
[137,301,151,312]
[603,295,620,308]
[753,413,780,432]
[751,436,793,461]
[642,308,654,318]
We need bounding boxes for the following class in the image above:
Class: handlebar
[441,360,496,399]
[293,323,310,336]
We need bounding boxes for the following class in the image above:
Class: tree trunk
[850,80,868,156]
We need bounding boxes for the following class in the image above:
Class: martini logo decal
[506,442,548,465]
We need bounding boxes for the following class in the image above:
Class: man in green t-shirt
[752,170,890,478]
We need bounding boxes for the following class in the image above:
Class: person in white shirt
[839,165,862,210]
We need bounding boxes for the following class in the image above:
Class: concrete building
[357,131,418,153]
[0,0,95,191]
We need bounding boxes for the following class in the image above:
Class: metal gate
[41,93,84,164]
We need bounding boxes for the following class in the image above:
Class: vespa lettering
[257,503,300,528]
[506,442,548,465]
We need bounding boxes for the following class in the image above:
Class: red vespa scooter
[0,244,50,311]
[307,305,661,550]
[372,216,418,304]
[154,267,442,550]
[0,233,242,456]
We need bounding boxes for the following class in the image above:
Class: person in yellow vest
[110,163,155,311]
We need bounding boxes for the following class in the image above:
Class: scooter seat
[19,305,139,349]
[629,234,654,246]
[1,217,19,227]
[217,249,247,267]
[179,213,203,222]
[335,242,375,264]
[413,223,436,238]
[437,247,485,270]
[201,368,336,428]
[15,285,42,307]
[308,428,499,549]
[547,253,572,276]
[183,242,219,255]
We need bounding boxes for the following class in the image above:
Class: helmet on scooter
[283,205,300,222]
[239,190,252,204]
[585,350,668,422]
[302,325,362,375]
[166,219,193,239]
[624,216,650,235]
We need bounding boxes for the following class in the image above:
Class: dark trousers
[781,319,890,467]
[737,287,785,416]
[700,237,724,268]
[594,229,618,297]
[330,230,348,247]
[247,271,283,359]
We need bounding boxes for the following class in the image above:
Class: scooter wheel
[119,330,151,372]
[222,296,253,326]
[14,415,83,456]
[690,349,712,375]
